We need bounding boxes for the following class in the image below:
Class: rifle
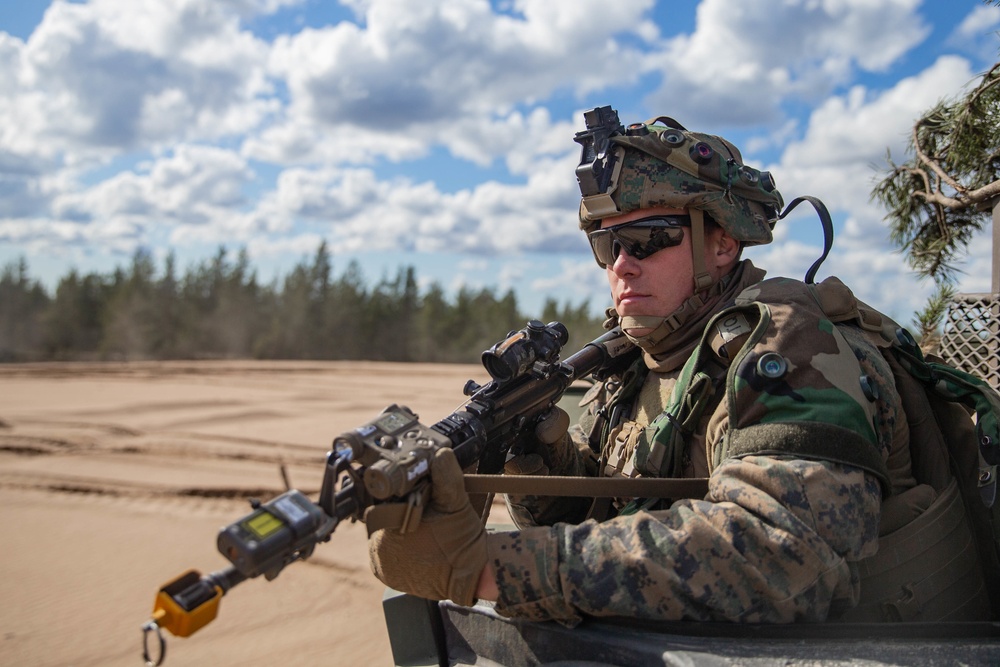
[141,321,635,665]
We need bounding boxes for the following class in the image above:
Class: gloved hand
[503,406,571,477]
[503,406,593,527]
[366,447,487,606]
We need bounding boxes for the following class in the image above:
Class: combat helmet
[574,106,784,292]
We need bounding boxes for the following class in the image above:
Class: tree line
[0,243,606,364]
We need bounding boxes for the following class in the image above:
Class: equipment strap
[778,195,834,284]
[463,474,709,499]
[689,208,714,291]
[891,329,1000,468]
[836,477,992,622]
[365,475,709,533]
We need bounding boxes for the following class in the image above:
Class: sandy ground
[0,359,497,667]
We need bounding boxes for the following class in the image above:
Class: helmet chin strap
[618,290,710,351]
[689,208,714,292]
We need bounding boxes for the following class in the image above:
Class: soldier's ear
[711,228,741,267]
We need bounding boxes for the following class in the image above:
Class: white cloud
[5,0,273,163]
[955,223,997,295]
[745,54,982,322]
[529,257,611,310]
[243,231,325,259]
[258,0,656,166]
[773,54,976,246]
[46,145,255,247]
[948,4,1000,63]
[0,0,984,325]
[644,0,930,127]
[783,56,975,169]
[954,3,1000,35]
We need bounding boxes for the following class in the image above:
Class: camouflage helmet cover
[577,111,784,245]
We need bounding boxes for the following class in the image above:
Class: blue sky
[1,0,998,323]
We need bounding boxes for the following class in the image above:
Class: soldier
[368,108,989,624]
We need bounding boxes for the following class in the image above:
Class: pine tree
[872,59,1000,341]
[0,258,50,361]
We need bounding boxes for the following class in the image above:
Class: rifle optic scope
[481,320,569,382]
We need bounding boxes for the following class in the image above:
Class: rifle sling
[463,474,709,499]
[367,476,710,533]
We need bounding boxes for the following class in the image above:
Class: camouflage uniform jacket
[487,273,911,626]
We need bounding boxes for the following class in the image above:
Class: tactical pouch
[634,366,714,478]
[838,477,992,622]
[891,333,1000,471]
[838,327,1000,623]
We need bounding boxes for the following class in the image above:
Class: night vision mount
[574,106,625,198]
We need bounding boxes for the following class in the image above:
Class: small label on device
[245,512,283,539]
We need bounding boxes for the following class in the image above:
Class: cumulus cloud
[271,0,656,122]
[236,146,582,260]
[773,54,977,227]
[257,0,656,165]
[530,256,611,308]
[0,0,984,322]
[3,0,273,164]
[746,55,982,321]
[644,0,930,127]
[948,4,1000,63]
[41,145,255,251]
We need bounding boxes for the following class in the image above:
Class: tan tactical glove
[503,406,572,477]
[366,447,487,606]
[503,406,593,527]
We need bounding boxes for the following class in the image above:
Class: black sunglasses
[587,215,690,268]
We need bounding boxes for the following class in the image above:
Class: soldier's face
[602,207,696,333]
